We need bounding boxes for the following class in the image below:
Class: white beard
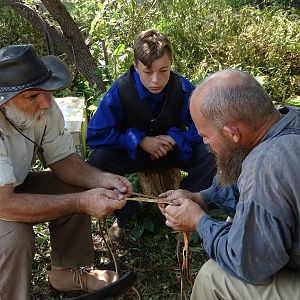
[4,101,50,130]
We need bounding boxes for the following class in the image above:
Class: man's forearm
[0,192,81,223]
[49,153,103,189]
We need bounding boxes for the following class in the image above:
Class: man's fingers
[113,199,127,209]
[165,218,179,231]
[159,190,173,198]
[166,198,183,208]
[158,204,167,215]
[106,175,132,193]
[97,187,128,201]
[165,219,173,229]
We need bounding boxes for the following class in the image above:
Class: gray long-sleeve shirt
[197,106,300,284]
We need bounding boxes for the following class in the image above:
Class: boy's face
[134,53,172,94]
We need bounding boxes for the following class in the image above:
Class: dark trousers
[88,143,216,227]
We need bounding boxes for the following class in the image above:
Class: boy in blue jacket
[87,29,215,237]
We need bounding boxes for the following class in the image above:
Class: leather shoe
[47,268,117,292]
[68,271,136,299]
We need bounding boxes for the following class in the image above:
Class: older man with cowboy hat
[0,44,133,300]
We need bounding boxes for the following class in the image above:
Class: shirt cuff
[200,186,217,205]
[197,214,230,239]
[197,214,213,238]
[167,127,192,162]
[125,128,145,159]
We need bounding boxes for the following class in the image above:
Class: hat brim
[0,55,72,105]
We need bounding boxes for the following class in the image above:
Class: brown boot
[47,268,117,292]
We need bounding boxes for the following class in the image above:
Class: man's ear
[223,125,240,143]
[134,62,138,72]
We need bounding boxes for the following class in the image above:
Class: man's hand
[140,136,174,160]
[79,188,127,219]
[160,198,205,232]
[160,189,204,206]
[98,172,132,194]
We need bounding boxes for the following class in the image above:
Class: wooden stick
[129,191,157,199]
[124,197,173,205]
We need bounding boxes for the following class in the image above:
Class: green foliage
[129,215,156,241]
[2,1,300,298]
[125,173,141,192]
[227,0,300,9]
[0,5,45,49]
[287,96,300,107]
[155,0,300,104]
[87,0,162,79]
[85,0,300,106]
[2,0,300,106]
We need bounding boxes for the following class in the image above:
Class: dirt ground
[31,204,209,300]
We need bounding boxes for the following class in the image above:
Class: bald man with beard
[159,69,300,300]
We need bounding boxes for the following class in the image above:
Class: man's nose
[38,92,52,109]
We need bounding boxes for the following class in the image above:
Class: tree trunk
[137,168,182,196]
[2,0,106,92]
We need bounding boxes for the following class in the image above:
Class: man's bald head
[190,69,277,130]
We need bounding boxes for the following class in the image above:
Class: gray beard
[215,141,250,187]
[4,102,49,130]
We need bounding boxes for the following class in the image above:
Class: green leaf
[87,104,98,111]
[208,208,227,219]
[287,97,300,107]
[143,217,155,232]
[189,246,205,253]
[190,231,200,244]
[129,225,144,241]
[36,236,48,247]
[113,44,125,56]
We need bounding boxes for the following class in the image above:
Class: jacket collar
[261,106,299,142]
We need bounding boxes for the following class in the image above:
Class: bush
[86,0,300,105]
[1,0,300,105]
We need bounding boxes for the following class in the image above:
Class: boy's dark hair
[134,29,172,67]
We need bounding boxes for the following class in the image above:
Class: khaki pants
[191,259,300,300]
[0,172,94,300]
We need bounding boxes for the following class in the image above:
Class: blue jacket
[87,68,202,162]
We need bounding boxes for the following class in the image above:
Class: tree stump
[137,167,182,196]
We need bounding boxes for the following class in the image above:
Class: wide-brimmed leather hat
[0,44,72,105]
